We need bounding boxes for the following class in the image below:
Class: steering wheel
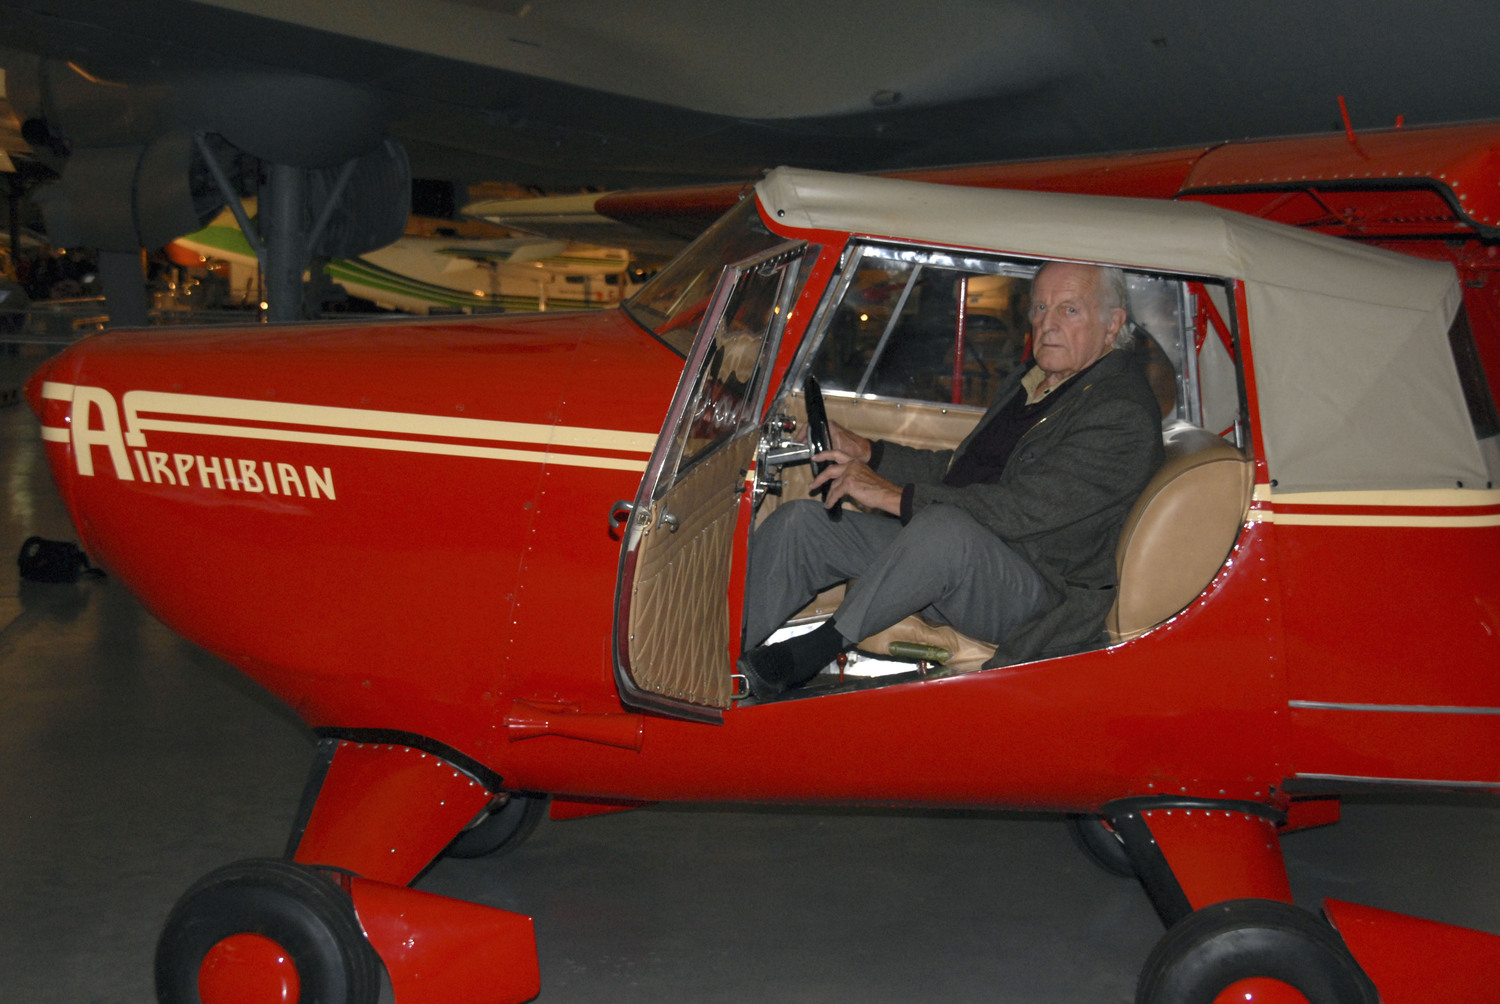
[803,376,843,521]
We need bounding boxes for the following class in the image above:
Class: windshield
[624,197,787,356]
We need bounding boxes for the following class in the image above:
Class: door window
[676,258,797,470]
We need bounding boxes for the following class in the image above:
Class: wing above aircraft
[6,0,1500,185]
[5,0,1500,319]
[468,120,1500,258]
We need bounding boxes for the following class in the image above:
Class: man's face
[1029,263,1126,385]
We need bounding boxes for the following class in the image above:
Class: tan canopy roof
[757,167,1486,494]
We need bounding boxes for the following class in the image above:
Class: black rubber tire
[1136,898,1378,1004]
[444,792,549,859]
[156,858,381,1004]
[1067,814,1136,878]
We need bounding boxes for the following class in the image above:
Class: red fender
[349,877,540,1004]
[1324,899,1500,1003]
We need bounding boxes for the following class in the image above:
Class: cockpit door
[614,241,809,720]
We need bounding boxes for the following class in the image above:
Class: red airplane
[27,121,1500,1004]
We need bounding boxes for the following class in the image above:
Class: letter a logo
[71,386,135,480]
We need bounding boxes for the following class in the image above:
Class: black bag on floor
[17,536,103,583]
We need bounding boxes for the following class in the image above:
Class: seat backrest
[1107,423,1254,642]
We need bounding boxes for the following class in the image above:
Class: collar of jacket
[949,348,1134,473]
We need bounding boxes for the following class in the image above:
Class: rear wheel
[445,792,549,859]
[156,858,380,1004]
[1136,899,1377,1004]
[1067,814,1135,877]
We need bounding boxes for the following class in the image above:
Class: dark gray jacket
[872,348,1163,665]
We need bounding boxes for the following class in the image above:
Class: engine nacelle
[14,57,406,255]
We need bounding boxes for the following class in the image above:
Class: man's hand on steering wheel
[793,416,870,462]
[809,453,903,516]
[826,420,872,463]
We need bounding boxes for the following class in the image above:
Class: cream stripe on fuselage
[128,418,651,471]
[1247,484,1500,527]
[121,390,657,453]
[40,383,657,473]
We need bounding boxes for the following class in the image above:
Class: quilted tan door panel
[624,430,757,709]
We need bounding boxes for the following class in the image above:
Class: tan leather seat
[856,423,1253,668]
[1106,423,1253,642]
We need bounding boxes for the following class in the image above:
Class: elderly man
[739,261,1165,698]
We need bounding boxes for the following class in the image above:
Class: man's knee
[898,505,992,558]
[757,498,832,550]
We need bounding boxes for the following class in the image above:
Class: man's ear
[1105,307,1127,342]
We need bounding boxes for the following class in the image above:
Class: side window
[1177,279,1246,441]
[1121,274,1182,421]
[810,246,1031,408]
[1120,274,1246,441]
[804,244,1249,447]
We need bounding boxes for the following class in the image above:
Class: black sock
[785,621,851,684]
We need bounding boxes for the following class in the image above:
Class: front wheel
[156,858,381,1004]
[1136,899,1377,1004]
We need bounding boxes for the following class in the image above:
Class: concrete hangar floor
[0,346,1496,1003]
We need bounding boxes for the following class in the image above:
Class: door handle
[608,500,635,535]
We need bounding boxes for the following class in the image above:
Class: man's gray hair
[1095,265,1134,350]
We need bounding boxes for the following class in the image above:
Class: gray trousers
[744,500,1054,650]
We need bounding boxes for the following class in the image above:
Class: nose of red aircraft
[24,347,83,456]
[23,344,79,423]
